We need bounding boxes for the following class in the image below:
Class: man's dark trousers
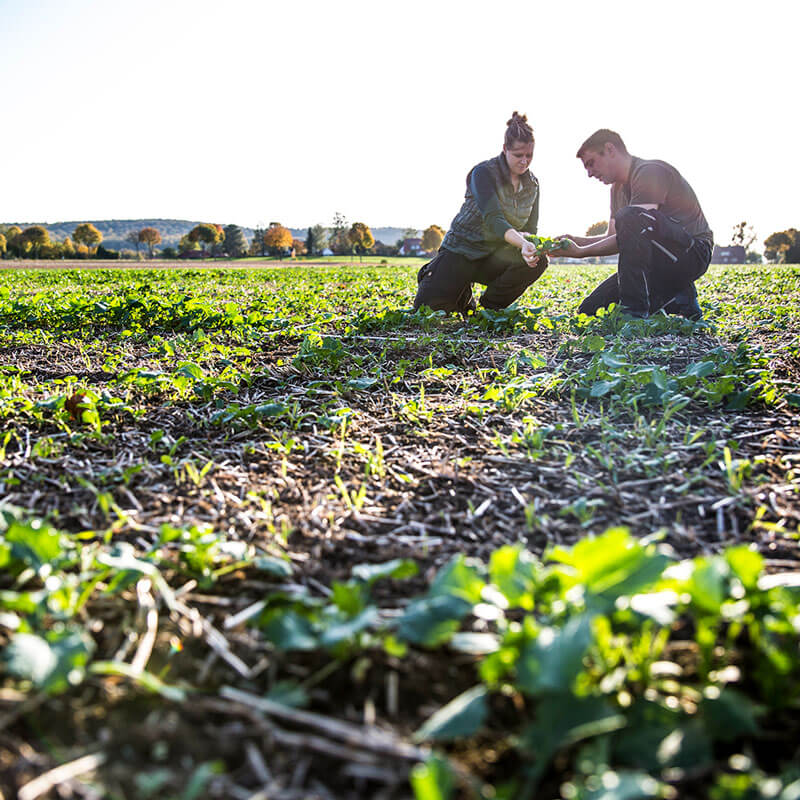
[414,247,547,313]
[579,206,712,318]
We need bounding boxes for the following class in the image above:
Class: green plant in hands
[525,234,569,253]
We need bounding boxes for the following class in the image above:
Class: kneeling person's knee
[614,205,645,237]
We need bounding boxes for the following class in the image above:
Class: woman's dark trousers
[414,247,548,314]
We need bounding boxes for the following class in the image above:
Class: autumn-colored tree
[75,243,90,258]
[62,237,76,258]
[263,223,293,258]
[292,238,307,257]
[586,220,608,236]
[348,222,374,261]
[188,223,223,257]
[40,242,63,259]
[179,234,200,254]
[421,224,445,254]
[21,226,50,258]
[73,223,103,255]
[211,224,225,257]
[764,229,800,263]
[4,226,22,257]
[138,227,162,258]
[223,224,249,258]
[0,233,6,256]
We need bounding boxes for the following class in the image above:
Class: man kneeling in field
[553,129,713,320]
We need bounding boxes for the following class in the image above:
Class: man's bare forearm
[565,234,608,247]
[573,234,618,258]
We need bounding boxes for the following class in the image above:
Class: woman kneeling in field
[414,112,548,315]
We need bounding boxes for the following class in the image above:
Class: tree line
[0,223,110,260]
[2,213,798,264]
[0,218,448,261]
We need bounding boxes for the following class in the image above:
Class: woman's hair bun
[504,112,534,147]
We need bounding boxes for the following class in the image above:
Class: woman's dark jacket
[441,153,540,260]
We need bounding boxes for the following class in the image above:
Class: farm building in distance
[400,237,423,256]
[712,245,745,263]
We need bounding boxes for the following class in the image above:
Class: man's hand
[548,238,581,258]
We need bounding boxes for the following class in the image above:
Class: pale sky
[1,0,797,248]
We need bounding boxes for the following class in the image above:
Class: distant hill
[2,220,419,252]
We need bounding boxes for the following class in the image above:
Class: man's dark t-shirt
[611,156,713,243]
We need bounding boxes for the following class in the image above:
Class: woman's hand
[521,239,539,267]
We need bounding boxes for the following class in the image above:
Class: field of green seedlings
[1,261,799,800]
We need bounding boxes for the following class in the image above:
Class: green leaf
[567,769,665,800]
[3,630,94,694]
[252,555,293,577]
[521,694,626,770]
[2,633,58,686]
[686,360,717,378]
[331,581,368,615]
[260,610,318,651]
[726,388,755,410]
[410,754,455,800]
[95,544,175,608]
[265,680,309,708]
[590,379,621,398]
[601,352,628,369]
[724,546,763,591]
[786,393,800,408]
[414,685,488,742]
[0,589,45,614]
[176,362,204,380]
[351,558,418,585]
[5,519,64,571]
[583,334,606,353]
[517,614,594,694]
[319,607,379,648]
[612,700,712,772]
[489,545,538,610]
[254,403,287,417]
[652,720,712,770]
[700,688,760,741]
[611,703,679,771]
[550,528,669,605]
[180,762,225,800]
[347,376,378,390]
[429,555,485,603]
[396,595,473,646]
[687,557,729,615]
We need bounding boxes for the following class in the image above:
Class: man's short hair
[576,129,628,159]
